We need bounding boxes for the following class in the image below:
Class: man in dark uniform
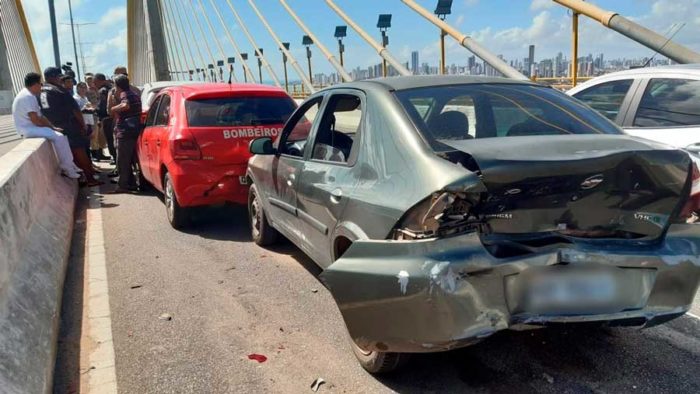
[39,67,99,186]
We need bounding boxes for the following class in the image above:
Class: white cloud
[98,6,127,28]
[530,0,555,11]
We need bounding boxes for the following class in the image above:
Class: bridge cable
[324,0,411,76]
[1,0,25,91]
[180,0,221,81]
[162,0,193,81]
[173,0,210,81]
[195,0,233,82]
[247,0,315,93]
[206,0,257,83]
[278,0,352,82]
[158,1,182,80]
[223,0,282,87]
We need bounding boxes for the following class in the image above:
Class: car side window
[573,79,633,121]
[278,97,322,158]
[145,96,162,127]
[634,78,700,127]
[311,94,362,164]
[154,94,171,126]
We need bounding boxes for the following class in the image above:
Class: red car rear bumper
[168,161,248,207]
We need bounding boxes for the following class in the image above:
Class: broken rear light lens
[680,161,700,222]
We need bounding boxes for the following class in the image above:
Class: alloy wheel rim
[165,179,174,220]
[251,194,261,237]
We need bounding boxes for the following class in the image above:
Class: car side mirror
[250,137,275,155]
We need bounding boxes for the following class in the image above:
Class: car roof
[142,81,204,92]
[329,75,536,92]
[165,82,288,99]
[591,64,700,78]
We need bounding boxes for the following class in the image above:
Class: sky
[20,0,700,80]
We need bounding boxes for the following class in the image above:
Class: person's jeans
[101,117,116,160]
[18,125,77,173]
[116,136,137,189]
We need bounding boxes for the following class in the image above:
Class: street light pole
[255,48,264,84]
[377,14,392,77]
[241,53,249,83]
[303,35,313,86]
[281,43,290,92]
[48,0,61,67]
[334,26,347,68]
[67,0,81,80]
[434,0,453,75]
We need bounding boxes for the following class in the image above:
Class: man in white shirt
[12,72,81,179]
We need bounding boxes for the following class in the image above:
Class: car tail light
[170,131,202,160]
[680,162,700,222]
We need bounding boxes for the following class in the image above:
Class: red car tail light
[170,131,202,160]
[680,162,700,222]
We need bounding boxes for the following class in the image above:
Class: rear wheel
[164,173,188,229]
[350,340,409,374]
[248,183,278,246]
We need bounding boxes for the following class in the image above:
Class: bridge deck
[0,115,21,158]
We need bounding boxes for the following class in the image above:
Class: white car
[140,81,204,114]
[568,65,700,155]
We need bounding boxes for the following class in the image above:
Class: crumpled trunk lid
[441,135,692,239]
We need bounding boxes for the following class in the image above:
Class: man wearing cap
[39,67,100,186]
[12,72,82,179]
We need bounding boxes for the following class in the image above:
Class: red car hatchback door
[183,92,297,166]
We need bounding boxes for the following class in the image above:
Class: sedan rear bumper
[320,224,700,353]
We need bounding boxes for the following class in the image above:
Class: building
[411,51,419,75]
[528,45,535,77]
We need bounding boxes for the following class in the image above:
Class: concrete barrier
[0,138,77,394]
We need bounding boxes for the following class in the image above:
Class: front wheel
[350,340,409,374]
[248,183,278,246]
[164,173,189,229]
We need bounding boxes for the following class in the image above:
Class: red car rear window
[185,96,297,127]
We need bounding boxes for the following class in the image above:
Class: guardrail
[0,138,78,393]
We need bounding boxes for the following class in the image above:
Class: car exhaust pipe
[553,0,700,64]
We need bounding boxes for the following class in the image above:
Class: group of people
[11,66,143,193]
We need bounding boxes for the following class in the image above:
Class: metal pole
[325,0,411,76]
[572,12,579,87]
[48,0,60,67]
[283,56,288,92]
[553,0,700,64]
[278,0,352,82]
[258,58,263,84]
[440,30,446,74]
[247,0,315,92]
[207,0,255,83]
[338,39,344,67]
[67,0,81,80]
[307,48,313,85]
[400,0,526,80]
[224,0,282,87]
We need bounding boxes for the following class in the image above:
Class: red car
[138,83,297,228]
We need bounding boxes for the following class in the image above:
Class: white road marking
[82,186,118,393]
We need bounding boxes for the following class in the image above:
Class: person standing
[39,67,100,187]
[85,74,110,161]
[12,72,81,179]
[74,82,95,142]
[94,73,116,166]
[110,75,142,193]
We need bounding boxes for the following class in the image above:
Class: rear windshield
[395,84,623,152]
[185,96,297,127]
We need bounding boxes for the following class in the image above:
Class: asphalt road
[56,181,700,393]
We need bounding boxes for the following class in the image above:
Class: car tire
[164,173,188,229]
[350,339,409,374]
[248,183,278,246]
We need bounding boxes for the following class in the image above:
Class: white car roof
[568,64,700,94]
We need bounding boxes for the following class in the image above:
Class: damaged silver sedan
[246,76,700,373]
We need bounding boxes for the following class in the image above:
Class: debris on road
[158,313,172,321]
[543,373,554,384]
[218,280,224,284]
[310,377,326,392]
[248,354,267,363]
[225,266,236,271]
[130,285,142,289]
[311,289,319,293]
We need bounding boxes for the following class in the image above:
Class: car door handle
[330,188,343,204]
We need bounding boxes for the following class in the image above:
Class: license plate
[525,269,617,314]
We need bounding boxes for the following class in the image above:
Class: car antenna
[642,22,685,68]
[228,64,234,85]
